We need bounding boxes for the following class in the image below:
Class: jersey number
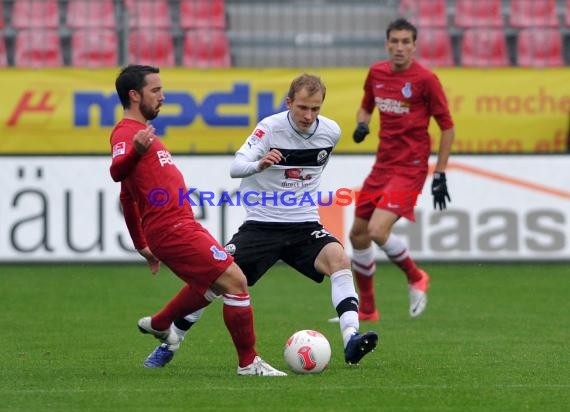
[311,229,331,239]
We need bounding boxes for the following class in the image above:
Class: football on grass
[284,330,331,374]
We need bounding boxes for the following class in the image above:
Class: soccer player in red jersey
[109,65,285,376]
[349,18,455,320]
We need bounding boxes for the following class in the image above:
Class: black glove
[353,122,369,143]
[431,172,451,210]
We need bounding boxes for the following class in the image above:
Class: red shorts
[355,168,426,222]
[146,221,233,295]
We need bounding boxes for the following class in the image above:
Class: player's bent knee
[213,263,249,294]
[316,243,350,275]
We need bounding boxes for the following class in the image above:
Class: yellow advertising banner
[0,68,568,154]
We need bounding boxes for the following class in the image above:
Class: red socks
[394,256,423,284]
[223,293,257,367]
[151,284,208,331]
[354,270,376,314]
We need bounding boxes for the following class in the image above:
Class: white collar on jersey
[287,112,319,140]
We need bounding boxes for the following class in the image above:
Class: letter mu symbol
[7,91,56,126]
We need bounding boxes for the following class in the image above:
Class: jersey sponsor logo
[210,245,228,260]
[401,82,412,98]
[375,97,410,114]
[112,142,126,158]
[284,168,313,181]
[157,150,174,166]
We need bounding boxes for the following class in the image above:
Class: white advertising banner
[0,155,569,262]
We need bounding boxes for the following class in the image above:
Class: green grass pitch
[1,262,569,411]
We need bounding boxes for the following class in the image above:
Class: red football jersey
[109,119,194,241]
[360,60,454,170]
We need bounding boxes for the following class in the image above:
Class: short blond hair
[287,73,326,101]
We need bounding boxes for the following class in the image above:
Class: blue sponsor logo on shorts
[210,245,228,260]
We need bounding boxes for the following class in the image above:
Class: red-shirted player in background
[346,18,455,321]
[109,65,285,376]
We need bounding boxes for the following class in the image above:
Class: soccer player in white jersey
[142,73,378,368]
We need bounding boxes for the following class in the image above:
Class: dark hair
[386,18,417,42]
[115,65,160,109]
[287,73,326,101]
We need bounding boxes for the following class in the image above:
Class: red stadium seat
[128,29,175,67]
[15,30,63,67]
[0,38,7,67]
[454,0,503,27]
[517,28,563,67]
[460,29,509,67]
[71,29,118,67]
[399,0,447,27]
[124,0,171,28]
[67,0,116,29]
[416,29,454,67]
[180,0,226,29]
[12,0,59,29]
[509,0,559,27]
[183,29,231,68]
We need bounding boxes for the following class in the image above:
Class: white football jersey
[232,110,341,222]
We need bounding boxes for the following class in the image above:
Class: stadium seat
[454,0,503,27]
[460,29,509,67]
[15,30,63,67]
[124,0,171,28]
[509,0,559,27]
[12,0,59,29]
[416,28,454,67]
[71,29,118,67]
[67,0,116,29]
[180,0,226,29]
[517,28,563,67]
[399,0,447,27]
[183,29,231,68]
[128,29,175,67]
[0,38,7,67]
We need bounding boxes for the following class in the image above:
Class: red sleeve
[119,183,147,250]
[426,73,454,130]
[360,69,376,114]
[110,127,141,182]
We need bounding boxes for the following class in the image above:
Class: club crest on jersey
[210,245,228,261]
[112,142,126,158]
[401,82,412,98]
[225,243,236,255]
[316,150,328,165]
